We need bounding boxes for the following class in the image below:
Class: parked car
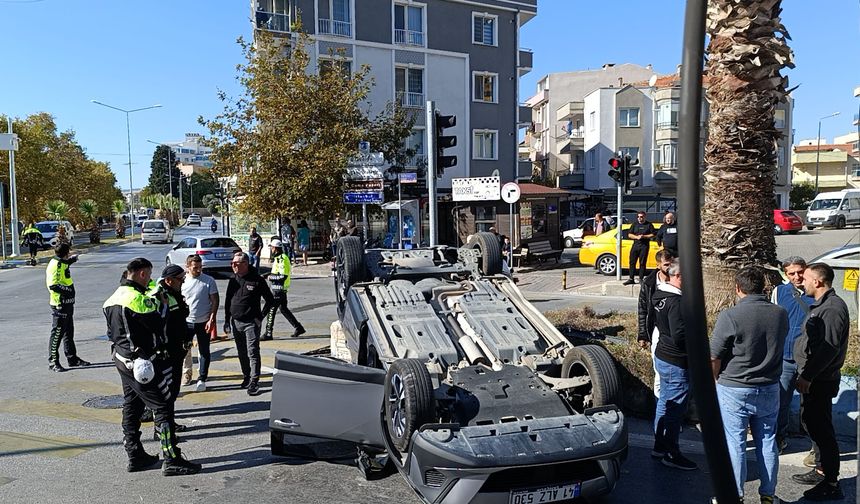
[578,223,663,276]
[562,216,629,248]
[135,214,148,226]
[773,209,803,235]
[186,213,202,226]
[810,244,860,320]
[34,220,75,249]
[806,189,860,230]
[165,236,242,271]
[141,219,174,244]
[269,234,628,503]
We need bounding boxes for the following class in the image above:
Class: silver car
[165,236,241,271]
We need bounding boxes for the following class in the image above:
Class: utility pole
[426,101,438,246]
[7,118,20,257]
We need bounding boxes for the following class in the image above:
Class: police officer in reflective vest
[46,242,90,372]
[21,223,43,266]
[149,265,193,437]
[103,257,201,475]
[263,239,305,340]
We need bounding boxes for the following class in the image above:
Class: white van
[806,189,860,230]
[141,219,174,244]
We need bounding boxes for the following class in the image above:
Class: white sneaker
[195,380,206,392]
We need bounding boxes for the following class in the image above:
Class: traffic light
[608,156,623,185]
[434,111,457,177]
[623,155,640,194]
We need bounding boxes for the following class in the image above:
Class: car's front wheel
[562,344,622,411]
[335,236,365,318]
[774,224,783,235]
[384,359,434,453]
[564,236,575,249]
[596,254,617,276]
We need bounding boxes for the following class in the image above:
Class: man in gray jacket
[710,267,788,504]
[790,262,850,501]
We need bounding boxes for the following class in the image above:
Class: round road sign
[501,182,521,204]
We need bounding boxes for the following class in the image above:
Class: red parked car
[774,209,803,235]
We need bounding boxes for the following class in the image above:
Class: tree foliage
[0,113,124,227]
[146,145,181,198]
[700,0,794,313]
[789,182,816,209]
[200,29,415,220]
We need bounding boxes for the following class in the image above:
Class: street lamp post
[814,111,841,195]
[91,100,161,238]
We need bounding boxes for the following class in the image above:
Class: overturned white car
[270,233,628,503]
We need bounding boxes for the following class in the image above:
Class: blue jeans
[248,252,260,270]
[716,383,779,498]
[777,359,797,440]
[653,357,690,454]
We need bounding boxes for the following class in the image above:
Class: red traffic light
[608,157,622,169]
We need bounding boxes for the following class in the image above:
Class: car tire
[836,217,846,229]
[384,359,434,453]
[788,230,800,235]
[807,225,815,231]
[467,232,503,276]
[596,254,617,276]
[561,344,622,410]
[774,224,783,235]
[335,236,365,318]
[564,237,575,249]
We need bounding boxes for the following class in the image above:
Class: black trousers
[629,242,649,281]
[800,380,840,482]
[49,304,77,364]
[265,292,301,336]
[170,349,188,399]
[187,322,211,382]
[115,357,174,452]
[28,244,38,259]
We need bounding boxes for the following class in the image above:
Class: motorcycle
[210,221,218,233]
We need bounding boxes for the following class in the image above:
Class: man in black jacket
[224,252,274,396]
[636,249,675,396]
[655,212,678,256]
[651,259,697,471]
[790,263,850,501]
[623,211,655,285]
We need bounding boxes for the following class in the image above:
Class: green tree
[146,145,181,198]
[200,29,415,220]
[182,171,219,208]
[111,199,127,238]
[789,182,816,209]
[78,199,100,244]
[701,0,795,313]
[44,200,69,221]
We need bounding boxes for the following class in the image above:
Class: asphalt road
[0,226,856,503]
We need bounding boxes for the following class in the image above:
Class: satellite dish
[648,74,658,88]
[491,169,500,178]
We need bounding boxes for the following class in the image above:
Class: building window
[472,13,497,46]
[475,205,497,232]
[319,0,352,37]
[395,67,424,108]
[619,147,640,163]
[774,109,786,130]
[619,108,640,127]
[405,129,425,167]
[255,0,291,32]
[852,163,860,177]
[777,146,785,169]
[658,143,677,169]
[588,111,596,131]
[473,130,497,160]
[656,100,679,129]
[473,72,497,103]
[588,149,596,169]
[319,58,351,77]
[394,3,424,46]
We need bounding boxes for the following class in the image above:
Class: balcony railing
[398,92,425,108]
[318,18,352,37]
[656,120,679,130]
[255,10,290,32]
[394,29,424,46]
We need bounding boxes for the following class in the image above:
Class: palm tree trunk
[701,0,794,314]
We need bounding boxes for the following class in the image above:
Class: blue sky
[1,0,858,191]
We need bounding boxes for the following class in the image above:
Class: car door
[270,352,386,449]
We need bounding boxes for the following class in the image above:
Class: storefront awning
[381,199,418,211]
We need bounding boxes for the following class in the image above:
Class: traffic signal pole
[616,182,623,281]
[426,100,438,246]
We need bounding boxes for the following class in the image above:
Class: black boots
[125,435,159,473]
[158,422,201,476]
[48,361,65,372]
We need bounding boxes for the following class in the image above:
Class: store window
[475,205,496,232]
[519,201,546,240]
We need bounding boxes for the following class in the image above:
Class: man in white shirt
[181,254,219,392]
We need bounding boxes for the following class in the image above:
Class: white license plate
[215,253,231,259]
[509,483,581,504]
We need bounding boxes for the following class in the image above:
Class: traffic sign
[345,179,384,191]
[451,176,500,202]
[501,182,521,204]
[344,192,384,204]
[399,172,417,184]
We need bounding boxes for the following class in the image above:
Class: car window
[834,251,860,261]
[200,238,239,249]
[178,238,196,249]
[143,221,165,230]
[809,199,840,210]
[36,223,58,232]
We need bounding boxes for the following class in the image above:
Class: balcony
[318,18,352,38]
[519,48,533,75]
[556,101,584,122]
[556,126,584,154]
[254,10,291,33]
[854,113,859,126]
[394,29,424,46]
[398,91,425,109]
[525,89,548,108]
[519,105,532,126]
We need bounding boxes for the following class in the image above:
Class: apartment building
[792,141,860,191]
[529,68,795,211]
[252,0,536,190]
[169,133,213,176]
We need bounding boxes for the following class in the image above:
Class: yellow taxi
[578,223,663,276]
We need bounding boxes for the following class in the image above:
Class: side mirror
[172,244,181,250]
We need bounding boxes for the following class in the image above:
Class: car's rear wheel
[807,225,815,230]
[467,232,503,275]
[836,217,846,229]
[596,254,617,276]
[788,230,799,235]
[774,224,783,235]
[384,359,434,452]
[562,344,622,410]
[564,236,575,249]
[335,236,365,318]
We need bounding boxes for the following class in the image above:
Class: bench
[523,240,563,264]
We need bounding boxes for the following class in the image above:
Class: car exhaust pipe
[457,335,490,367]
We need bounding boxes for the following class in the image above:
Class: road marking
[0,431,99,459]
[57,380,122,396]
[0,399,120,424]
